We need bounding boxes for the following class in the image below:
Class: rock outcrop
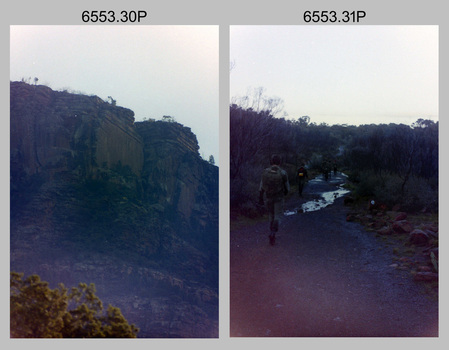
[136,121,218,242]
[10,82,143,179]
[10,81,218,338]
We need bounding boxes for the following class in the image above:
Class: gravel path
[230,173,438,337]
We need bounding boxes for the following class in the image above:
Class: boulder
[392,220,414,234]
[414,272,438,282]
[346,213,357,222]
[371,218,387,229]
[430,249,438,272]
[360,215,373,225]
[421,224,438,233]
[394,212,408,221]
[409,229,429,246]
[423,230,438,239]
[377,226,393,235]
[368,200,387,212]
[429,247,439,258]
[417,266,432,272]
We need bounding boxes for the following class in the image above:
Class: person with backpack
[258,154,290,245]
[296,163,308,197]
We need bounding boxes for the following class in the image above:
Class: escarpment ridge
[10,81,218,338]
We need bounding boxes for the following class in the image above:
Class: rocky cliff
[10,82,143,179]
[10,81,218,338]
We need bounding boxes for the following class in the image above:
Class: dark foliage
[343,119,438,210]
[230,101,438,215]
[10,272,139,338]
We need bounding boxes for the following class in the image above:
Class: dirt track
[230,173,438,337]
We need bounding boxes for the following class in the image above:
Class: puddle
[284,175,350,216]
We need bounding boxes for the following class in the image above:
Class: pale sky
[230,25,438,126]
[10,25,219,163]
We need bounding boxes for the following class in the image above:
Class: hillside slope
[10,81,218,338]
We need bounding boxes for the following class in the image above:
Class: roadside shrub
[230,153,265,207]
[401,175,438,212]
[351,171,438,212]
[369,174,403,207]
[352,171,381,199]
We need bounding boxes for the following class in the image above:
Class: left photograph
[10,25,219,338]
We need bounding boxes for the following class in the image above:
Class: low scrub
[349,171,437,212]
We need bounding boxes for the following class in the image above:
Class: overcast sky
[10,25,219,163]
[230,25,438,126]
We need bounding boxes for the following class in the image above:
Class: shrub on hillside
[10,272,138,338]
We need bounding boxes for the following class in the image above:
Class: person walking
[296,163,308,197]
[259,154,290,245]
[322,159,330,181]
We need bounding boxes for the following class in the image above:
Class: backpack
[262,166,284,197]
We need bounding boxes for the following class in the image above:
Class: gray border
[3,0,447,348]
[219,23,230,340]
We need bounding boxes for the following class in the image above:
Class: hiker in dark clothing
[322,160,330,181]
[296,164,309,197]
[259,154,290,245]
[333,160,338,176]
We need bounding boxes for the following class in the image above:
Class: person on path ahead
[296,163,309,197]
[259,154,290,245]
[322,159,330,181]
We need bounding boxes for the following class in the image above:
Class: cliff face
[10,81,218,230]
[10,82,143,179]
[136,121,218,237]
[10,81,218,338]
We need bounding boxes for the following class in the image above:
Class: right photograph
[229,25,438,337]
